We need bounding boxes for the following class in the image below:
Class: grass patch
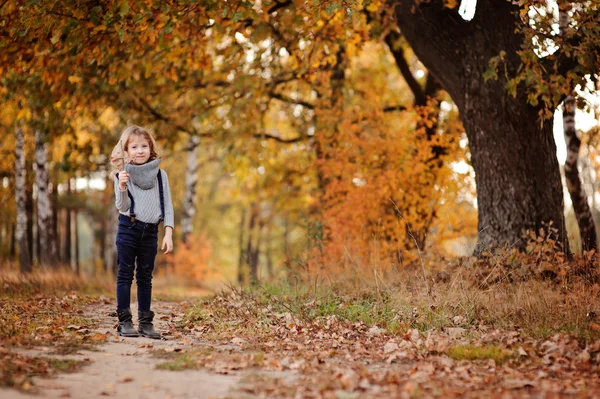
[155,353,201,371]
[0,352,86,392]
[183,265,600,342]
[447,344,511,363]
[43,357,85,373]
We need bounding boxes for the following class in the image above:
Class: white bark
[15,127,31,272]
[35,129,57,267]
[181,135,200,243]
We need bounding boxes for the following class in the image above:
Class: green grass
[44,357,85,373]
[183,271,600,342]
[447,345,511,363]
[155,353,200,371]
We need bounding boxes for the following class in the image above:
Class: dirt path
[4,296,600,398]
[0,300,256,399]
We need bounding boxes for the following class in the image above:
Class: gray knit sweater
[114,159,174,229]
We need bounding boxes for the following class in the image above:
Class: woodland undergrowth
[0,269,112,392]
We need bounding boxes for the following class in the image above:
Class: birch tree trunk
[25,178,37,263]
[562,96,598,251]
[181,135,200,244]
[35,128,57,267]
[15,126,32,273]
[558,2,597,252]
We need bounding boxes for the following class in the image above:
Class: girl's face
[127,135,152,165]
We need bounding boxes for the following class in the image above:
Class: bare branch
[269,91,315,109]
[137,97,194,135]
[383,105,408,113]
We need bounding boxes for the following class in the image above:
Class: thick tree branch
[384,30,427,105]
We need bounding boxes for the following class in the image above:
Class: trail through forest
[3,291,600,399]
[1,300,244,399]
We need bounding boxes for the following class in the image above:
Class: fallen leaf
[91,333,107,342]
[503,379,536,389]
[383,342,399,354]
[367,326,384,336]
[517,347,528,357]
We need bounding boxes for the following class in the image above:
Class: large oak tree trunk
[393,0,567,253]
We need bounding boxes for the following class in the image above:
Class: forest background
[1,0,599,290]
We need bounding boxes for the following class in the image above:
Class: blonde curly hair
[110,125,160,179]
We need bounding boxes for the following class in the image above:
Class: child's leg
[115,223,141,337]
[135,228,158,312]
[116,229,138,312]
[136,227,160,339]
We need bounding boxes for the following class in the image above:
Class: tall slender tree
[15,124,32,273]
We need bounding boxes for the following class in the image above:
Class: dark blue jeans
[116,214,158,312]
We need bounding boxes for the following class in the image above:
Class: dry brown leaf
[503,379,536,389]
[91,333,107,342]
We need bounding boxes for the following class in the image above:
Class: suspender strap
[116,172,136,221]
[116,171,164,224]
[157,170,165,223]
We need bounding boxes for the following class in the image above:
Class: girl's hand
[162,227,173,254]
[118,171,129,190]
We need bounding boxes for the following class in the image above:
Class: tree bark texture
[35,129,58,267]
[15,127,32,273]
[562,96,598,251]
[237,207,247,284]
[181,135,200,244]
[393,0,567,253]
[25,176,34,262]
[64,177,72,265]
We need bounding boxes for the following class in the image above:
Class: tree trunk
[562,96,598,252]
[35,129,58,267]
[181,135,200,244]
[64,177,72,265]
[25,173,34,263]
[245,203,260,284]
[10,223,16,259]
[394,0,567,253]
[15,126,32,273]
[237,207,247,284]
[558,2,597,252]
[265,215,273,279]
[74,208,80,274]
[52,171,60,262]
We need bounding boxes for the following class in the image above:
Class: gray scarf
[125,159,161,190]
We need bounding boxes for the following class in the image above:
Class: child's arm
[161,170,174,254]
[114,175,131,213]
[161,170,175,231]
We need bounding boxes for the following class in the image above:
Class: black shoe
[138,310,161,339]
[117,308,139,337]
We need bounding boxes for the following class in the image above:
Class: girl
[110,125,174,339]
